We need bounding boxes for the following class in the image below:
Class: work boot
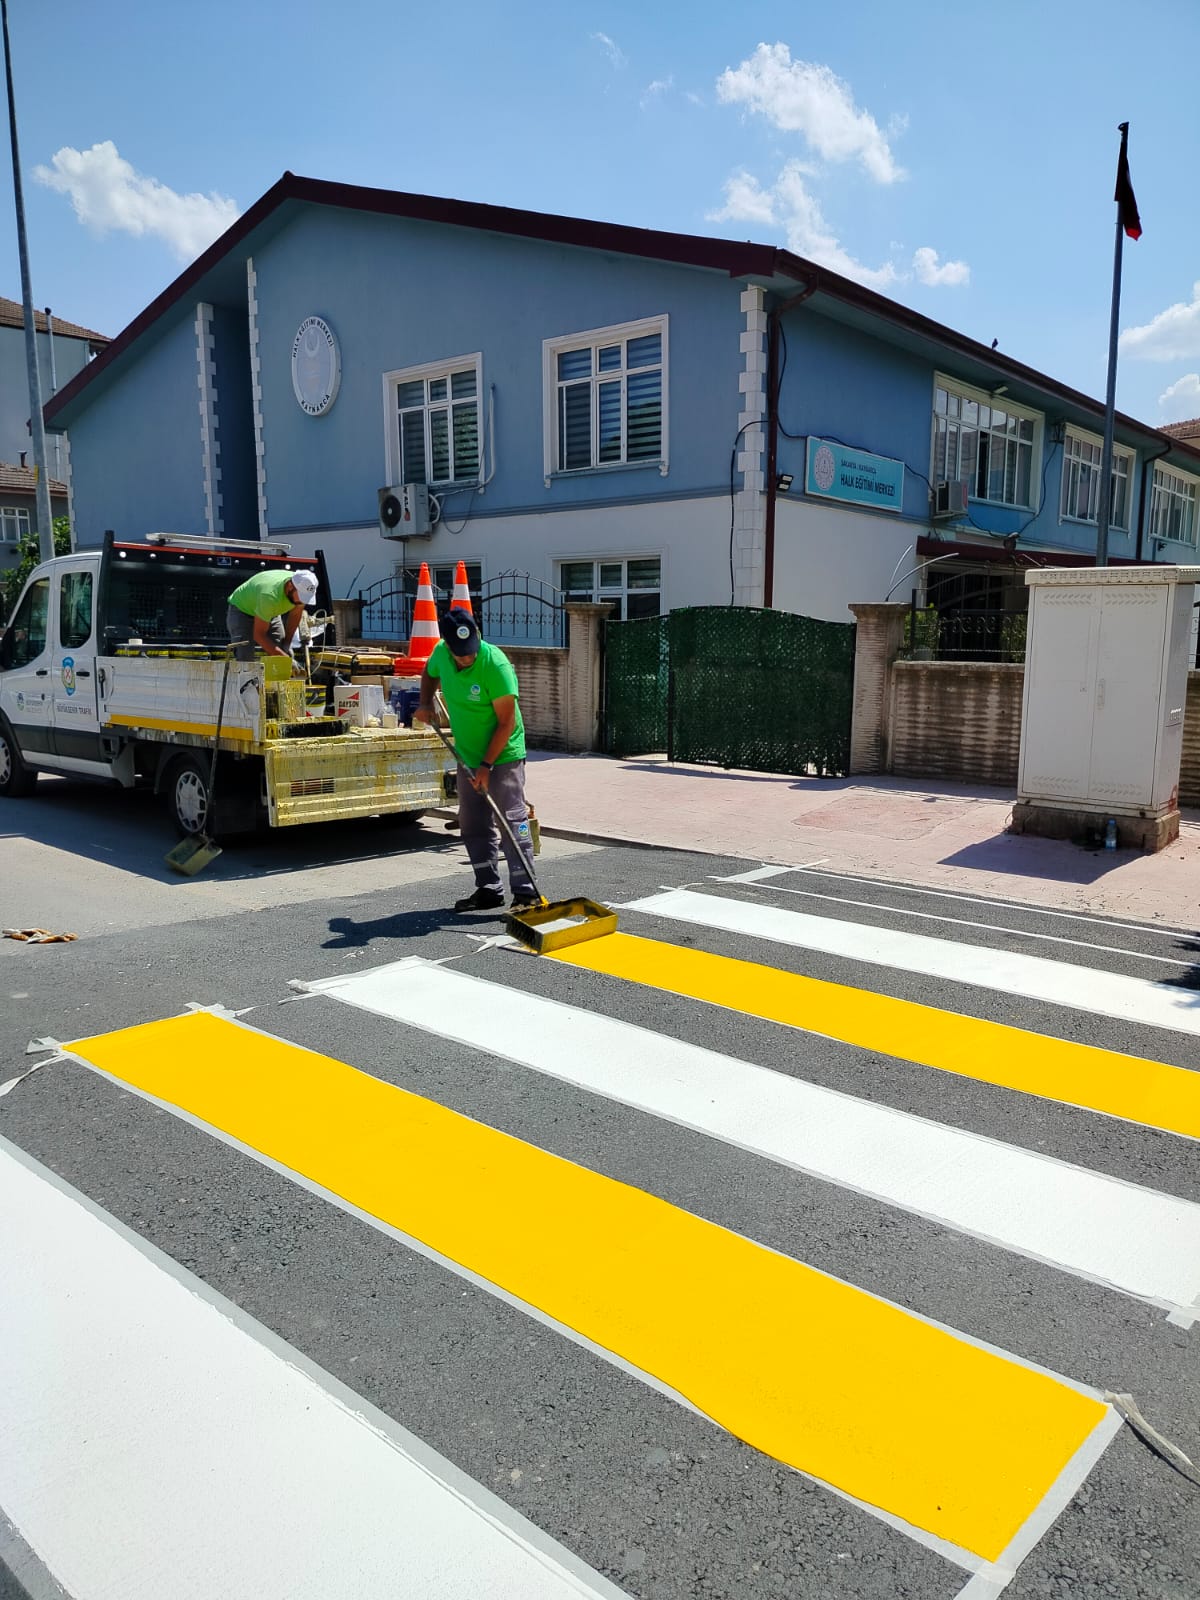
[454,887,505,913]
[510,894,542,914]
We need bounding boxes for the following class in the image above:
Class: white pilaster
[195,302,222,538]
[734,286,768,607]
[246,259,269,540]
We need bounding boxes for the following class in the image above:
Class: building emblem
[813,443,836,493]
[290,317,341,417]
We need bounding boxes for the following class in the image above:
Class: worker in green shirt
[226,568,318,661]
[415,608,538,914]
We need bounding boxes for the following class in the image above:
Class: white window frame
[543,316,669,484]
[931,374,1043,511]
[1060,427,1134,532]
[381,352,483,489]
[0,505,30,545]
[1150,463,1199,548]
[556,554,664,621]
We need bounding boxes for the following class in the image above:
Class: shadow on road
[323,904,491,948]
[0,776,461,884]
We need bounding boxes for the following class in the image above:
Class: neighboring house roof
[38,172,1200,474]
[1162,418,1200,440]
[0,462,68,495]
[0,296,109,345]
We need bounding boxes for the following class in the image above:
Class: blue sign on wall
[805,437,904,513]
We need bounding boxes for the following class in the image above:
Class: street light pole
[0,0,53,561]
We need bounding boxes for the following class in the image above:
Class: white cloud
[1121,282,1200,361]
[1159,373,1200,421]
[685,90,704,106]
[912,246,969,287]
[34,141,239,262]
[641,74,674,108]
[716,43,904,184]
[709,169,778,228]
[590,31,626,69]
[710,162,897,289]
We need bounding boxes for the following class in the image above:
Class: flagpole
[1097,121,1135,568]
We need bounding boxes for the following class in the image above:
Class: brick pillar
[564,602,612,752]
[332,597,363,646]
[848,601,908,775]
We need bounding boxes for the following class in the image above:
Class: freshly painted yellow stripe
[68,1010,1105,1562]
[549,933,1200,1141]
[104,714,254,742]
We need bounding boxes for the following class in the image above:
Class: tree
[1,515,69,622]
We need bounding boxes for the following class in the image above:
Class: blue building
[43,173,1200,630]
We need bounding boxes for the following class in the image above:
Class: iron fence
[357,569,565,649]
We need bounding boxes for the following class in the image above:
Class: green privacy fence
[602,613,669,758]
[605,606,856,777]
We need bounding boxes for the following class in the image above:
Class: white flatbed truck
[0,532,452,836]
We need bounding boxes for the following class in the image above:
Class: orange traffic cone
[407,562,440,668]
[451,560,473,616]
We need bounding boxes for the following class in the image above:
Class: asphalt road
[1,776,1197,1600]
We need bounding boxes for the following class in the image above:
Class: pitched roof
[1162,418,1200,439]
[0,297,109,344]
[0,462,68,495]
[38,173,1200,471]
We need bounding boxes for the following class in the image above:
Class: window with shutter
[544,319,667,476]
[386,357,482,486]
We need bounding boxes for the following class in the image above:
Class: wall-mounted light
[992,384,1009,397]
[776,473,794,492]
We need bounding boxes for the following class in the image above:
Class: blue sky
[4,0,1199,426]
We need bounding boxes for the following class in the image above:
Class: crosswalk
[2,869,1196,1599]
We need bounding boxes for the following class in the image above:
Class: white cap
[289,569,319,603]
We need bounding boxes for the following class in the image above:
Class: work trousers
[458,759,537,899]
[226,605,285,662]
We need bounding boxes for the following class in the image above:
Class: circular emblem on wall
[290,316,341,416]
[813,442,836,493]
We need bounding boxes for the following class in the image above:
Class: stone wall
[505,647,568,751]
[1181,671,1200,807]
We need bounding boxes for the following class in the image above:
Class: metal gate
[605,606,855,777]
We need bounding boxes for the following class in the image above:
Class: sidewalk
[526,753,1200,927]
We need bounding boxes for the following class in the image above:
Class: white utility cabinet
[1018,566,1199,821]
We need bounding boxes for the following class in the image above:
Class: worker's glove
[290,659,305,678]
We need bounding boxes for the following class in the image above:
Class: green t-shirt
[229,570,294,621]
[426,638,525,769]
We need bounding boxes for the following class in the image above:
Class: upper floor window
[1061,431,1132,531]
[0,506,30,545]
[544,317,667,478]
[386,355,481,487]
[932,379,1039,509]
[1151,465,1198,546]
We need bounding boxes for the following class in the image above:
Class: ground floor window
[0,506,31,545]
[559,556,661,620]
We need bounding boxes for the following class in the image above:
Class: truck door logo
[60,657,76,696]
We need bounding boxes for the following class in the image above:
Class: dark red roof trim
[917,536,1145,568]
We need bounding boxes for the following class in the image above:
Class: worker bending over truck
[226,568,319,661]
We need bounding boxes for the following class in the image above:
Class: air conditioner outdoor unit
[378,483,433,539]
[932,479,969,519]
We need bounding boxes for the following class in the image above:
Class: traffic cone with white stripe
[451,561,473,616]
[406,562,440,669]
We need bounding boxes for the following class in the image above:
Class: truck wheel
[166,752,214,837]
[0,721,36,798]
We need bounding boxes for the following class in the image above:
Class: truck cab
[0,548,107,793]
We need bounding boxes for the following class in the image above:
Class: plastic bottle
[1104,818,1117,851]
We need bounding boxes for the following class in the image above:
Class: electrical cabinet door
[1087,586,1168,808]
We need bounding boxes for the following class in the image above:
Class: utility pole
[1,0,53,560]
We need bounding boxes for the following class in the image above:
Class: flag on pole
[1115,121,1141,241]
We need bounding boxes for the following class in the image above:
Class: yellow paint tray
[505,897,618,955]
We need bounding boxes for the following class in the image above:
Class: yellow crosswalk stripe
[549,933,1200,1140]
[68,1009,1107,1564]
